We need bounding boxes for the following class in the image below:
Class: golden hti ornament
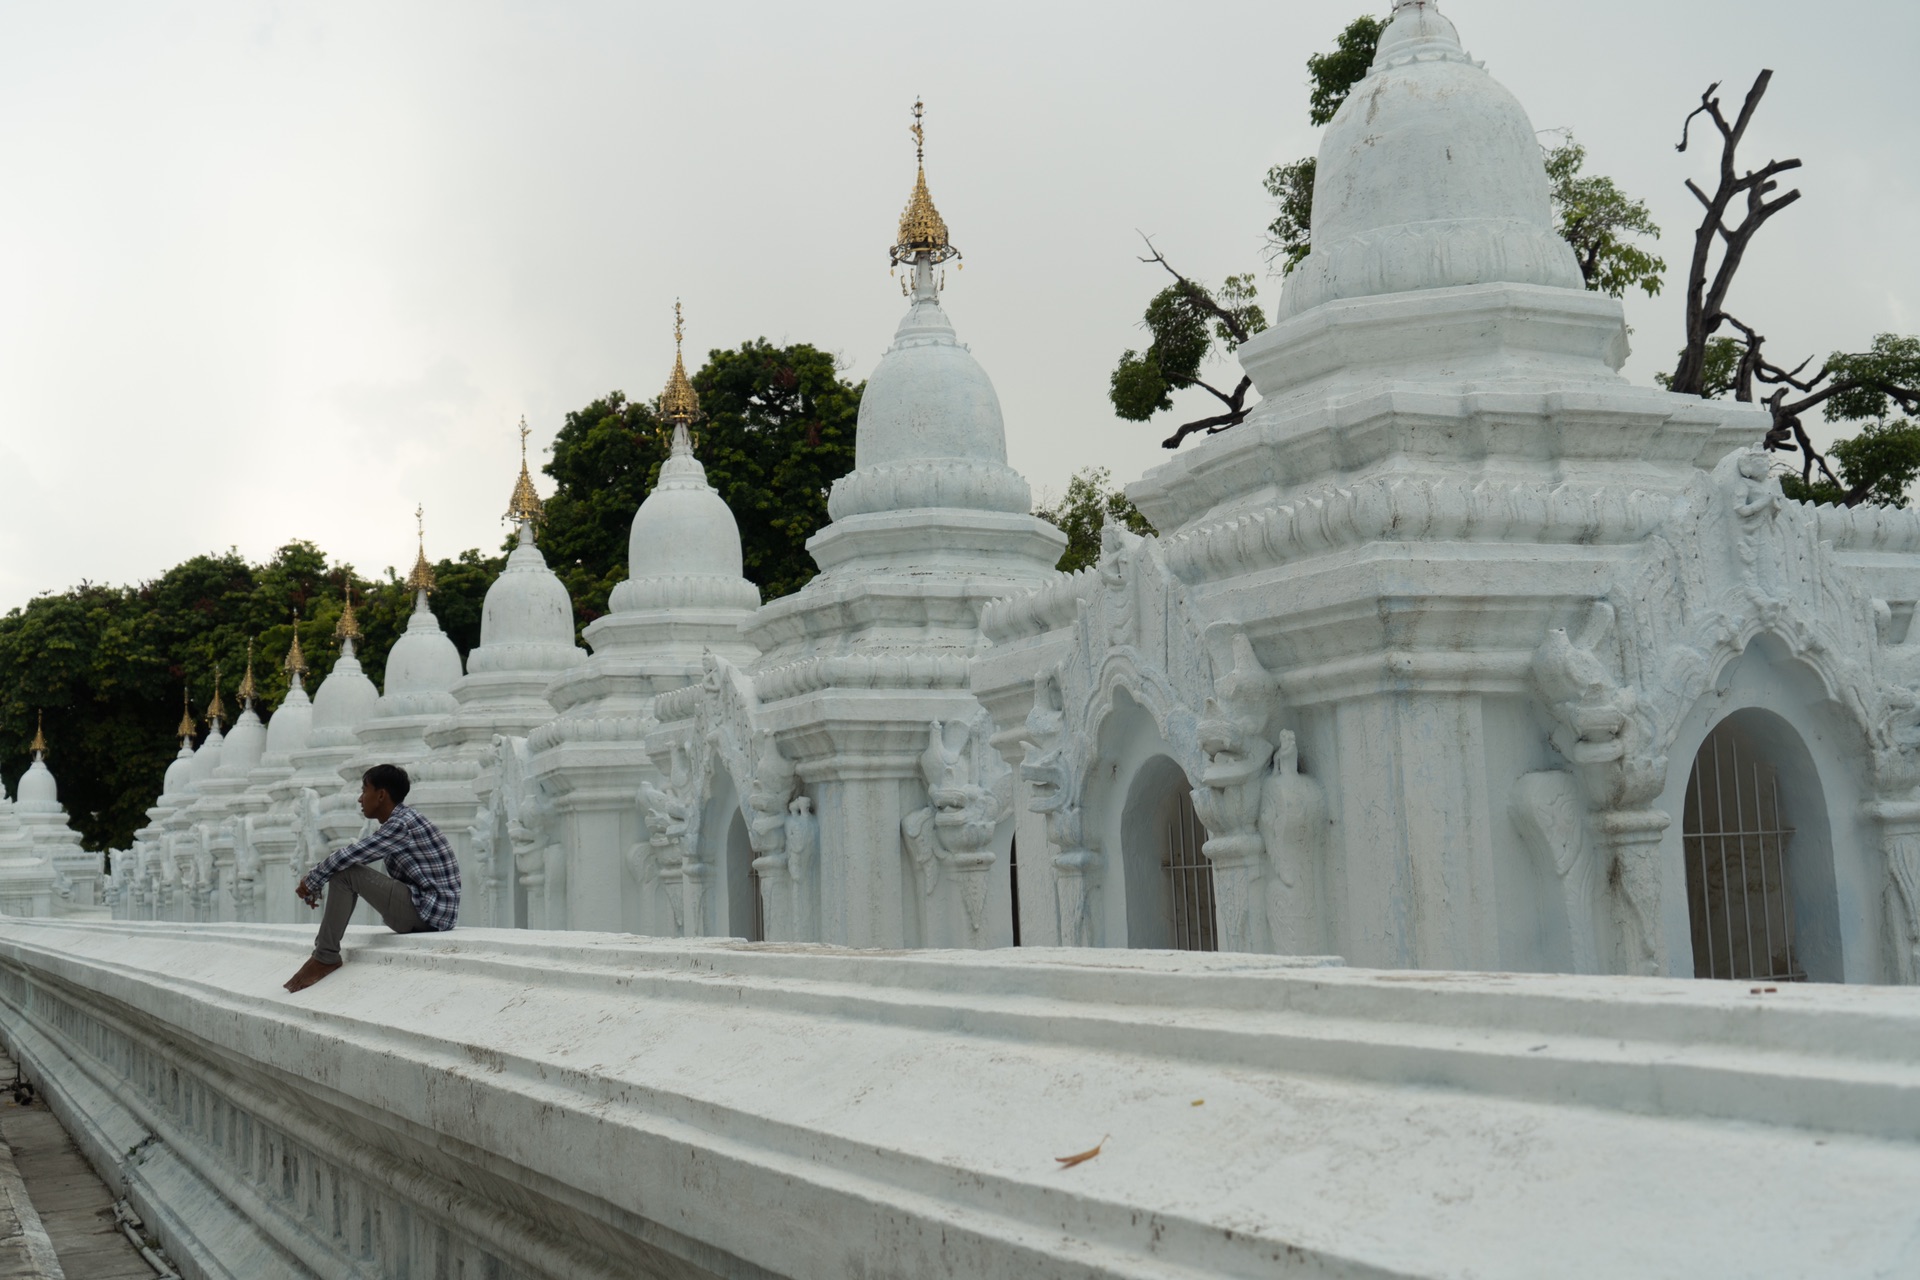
[237,638,258,706]
[659,301,701,428]
[285,612,308,678]
[207,669,228,725]
[407,504,436,597]
[177,688,196,740]
[335,581,362,643]
[28,711,46,758]
[506,417,544,528]
[890,98,961,271]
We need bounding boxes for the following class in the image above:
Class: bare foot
[283,958,342,993]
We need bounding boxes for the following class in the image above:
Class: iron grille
[1682,726,1803,982]
[1163,789,1219,952]
[748,864,765,943]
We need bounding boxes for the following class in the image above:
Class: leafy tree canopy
[1543,133,1666,299]
[1110,272,1266,425]
[1033,467,1157,575]
[1306,14,1386,126]
[0,542,498,853]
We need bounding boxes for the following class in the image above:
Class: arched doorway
[1120,756,1216,951]
[1682,710,1830,981]
[724,810,761,942]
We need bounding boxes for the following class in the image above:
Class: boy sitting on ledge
[283,763,462,993]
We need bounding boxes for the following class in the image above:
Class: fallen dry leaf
[1055,1135,1109,1169]
[1190,1100,1205,1107]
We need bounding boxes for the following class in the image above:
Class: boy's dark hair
[362,763,411,805]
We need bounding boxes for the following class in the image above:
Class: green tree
[692,340,863,601]
[0,541,502,853]
[1543,133,1666,299]
[1034,468,1157,574]
[1263,159,1317,276]
[1109,247,1268,450]
[543,340,862,616]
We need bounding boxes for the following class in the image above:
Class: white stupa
[342,513,465,799]
[10,715,101,914]
[647,103,1065,948]
[273,589,386,887]
[529,308,763,934]
[419,422,586,923]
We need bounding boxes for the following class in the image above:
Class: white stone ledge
[0,920,1917,1278]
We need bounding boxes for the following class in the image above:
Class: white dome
[608,429,762,615]
[15,759,57,812]
[218,707,267,776]
[826,292,1031,520]
[190,724,225,783]
[310,648,382,741]
[382,596,463,715]
[468,531,587,674]
[856,297,1005,469]
[626,446,745,581]
[264,685,313,759]
[161,742,195,798]
[1279,0,1582,320]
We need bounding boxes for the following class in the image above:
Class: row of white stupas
[88,0,1920,983]
[0,717,97,918]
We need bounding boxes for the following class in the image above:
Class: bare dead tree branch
[1713,311,1920,505]
[1160,382,1256,450]
[1669,72,1804,398]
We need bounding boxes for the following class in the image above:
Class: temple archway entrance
[725,810,760,942]
[1121,756,1216,951]
[1681,709,1831,982]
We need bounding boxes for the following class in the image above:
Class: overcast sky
[1,1,1914,613]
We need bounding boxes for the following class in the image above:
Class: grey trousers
[312,864,426,964]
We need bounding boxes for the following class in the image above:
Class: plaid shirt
[303,804,461,931]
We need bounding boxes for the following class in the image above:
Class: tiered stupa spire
[285,613,308,692]
[336,580,362,657]
[890,99,961,300]
[206,669,227,729]
[176,688,195,743]
[28,712,46,761]
[506,417,544,540]
[236,638,258,709]
[891,99,960,270]
[407,505,436,610]
[659,301,701,457]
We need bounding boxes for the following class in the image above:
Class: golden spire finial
[506,416,544,528]
[177,688,195,740]
[207,668,228,725]
[237,637,258,705]
[407,505,436,596]
[890,97,961,273]
[335,580,362,643]
[28,711,46,758]
[285,612,308,679]
[659,300,701,427]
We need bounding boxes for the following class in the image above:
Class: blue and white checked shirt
[302,805,461,931]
